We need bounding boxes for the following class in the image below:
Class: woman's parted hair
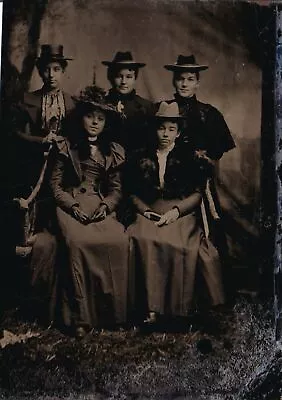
[36,59,68,77]
[172,70,199,89]
[107,65,139,87]
[147,117,184,150]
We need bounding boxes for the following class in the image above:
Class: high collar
[88,137,98,144]
[42,86,62,96]
[174,93,197,107]
[107,88,136,102]
[156,142,175,155]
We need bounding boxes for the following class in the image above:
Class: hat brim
[102,61,146,68]
[153,114,186,120]
[36,56,73,62]
[71,97,118,113]
[164,64,208,72]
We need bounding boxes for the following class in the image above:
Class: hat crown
[176,54,196,66]
[36,44,72,63]
[112,51,134,63]
[39,44,64,58]
[164,54,208,71]
[155,102,181,118]
[102,51,145,68]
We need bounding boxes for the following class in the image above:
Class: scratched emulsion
[0,300,275,399]
[275,7,282,341]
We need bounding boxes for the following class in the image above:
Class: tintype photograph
[0,0,279,399]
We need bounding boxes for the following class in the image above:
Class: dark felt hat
[72,85,118,113]
[164,54,208,72]
[36,44,73,64]
[102,51,145,68]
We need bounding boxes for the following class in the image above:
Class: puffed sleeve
[101,142,125,213]
[109,142,126,169]
[205,105,236,160]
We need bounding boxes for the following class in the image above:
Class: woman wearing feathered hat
[125,101,225,324]
[163,54,236,284]
[50,85,129,338]
[102,51,154,153]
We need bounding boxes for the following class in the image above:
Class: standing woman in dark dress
[50,86,129,338]
[163,54,235,162]
[163,54,236,286]
[12,45,74,323]
[15,44,74,188]
[102,51,154,154]
[126,102,225,323]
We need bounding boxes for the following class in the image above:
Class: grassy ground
[0,296,276,400]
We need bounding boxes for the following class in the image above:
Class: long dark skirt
[29,230,57,324]
[127,199,225,317]
[56,195,130,329]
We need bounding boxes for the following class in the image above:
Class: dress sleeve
[101,142,126,213]
[130,195,151,215]
[109,142,126,169]
[173,153,205,216]
[50,150,79,211]
[206,106,236,160]
[123,150,151,215]
[15,103,46,146]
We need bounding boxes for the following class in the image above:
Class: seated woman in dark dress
[50,86,129,338]
[126,102,225,323]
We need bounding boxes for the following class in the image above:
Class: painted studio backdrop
[3,0,262,294]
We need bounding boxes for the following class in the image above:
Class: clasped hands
[42,132,58,144]
[144,208,180,227]
[71,204,108,224]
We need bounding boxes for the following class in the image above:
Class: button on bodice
[77,156,106,194]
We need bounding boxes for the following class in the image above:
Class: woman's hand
[155,208,180,227]
[43,132,57,144]
[72,206,90,224]
[144,211,161,221]
[195,150,216,167]
[91,204,108,222]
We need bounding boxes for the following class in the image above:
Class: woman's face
[174,71,199,98]
[156,120,180,150]
[82,108,106,138]
[113,68,136,95]
[41,61,64,90]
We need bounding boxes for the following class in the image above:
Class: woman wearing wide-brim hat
[125,101,225,324]
[50,85,130,338]
[162,54,236,295]
[162,54,235,160]
[102,51,154,154]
